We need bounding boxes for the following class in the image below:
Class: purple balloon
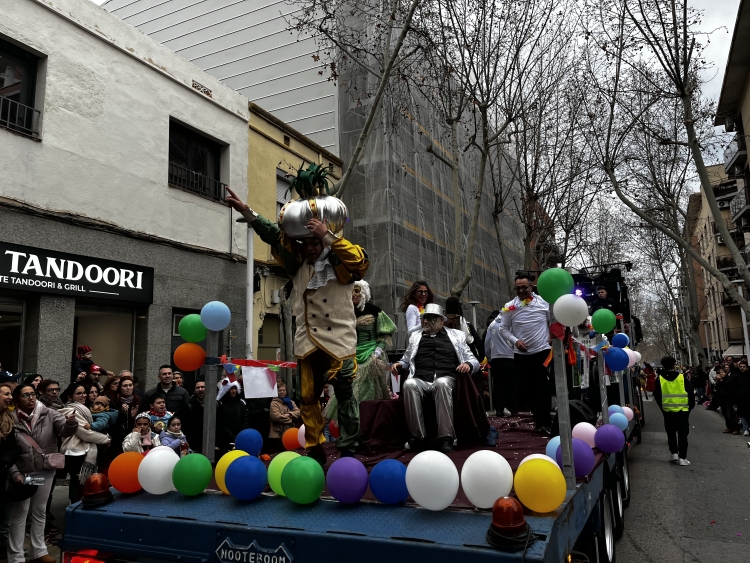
[556,438,596,478]
[326,457,369,504]
[594,424,625,454]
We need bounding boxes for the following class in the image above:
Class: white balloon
[405,451,459,511]
[572,422,597,448]
[297,424,306,449]
[625,349,637,368]
[460,451,513,509]
[553,294,589,327]
[518,453,559,469]
[634,351,642,363]
[622,406,634,421]
[138,446,180,495]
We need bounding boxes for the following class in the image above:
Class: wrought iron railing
[168,162,226,201]
[0,95,41,138]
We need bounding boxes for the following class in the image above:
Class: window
[0,37,41,138]
[276,169,292,217]
[168,119,226,201]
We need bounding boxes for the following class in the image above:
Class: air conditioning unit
[718,200,730,209]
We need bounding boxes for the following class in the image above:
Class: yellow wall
[245,104,343,358]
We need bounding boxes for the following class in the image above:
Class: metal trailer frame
[62,456,617,563]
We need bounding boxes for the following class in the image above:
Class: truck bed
[63,455,612,563]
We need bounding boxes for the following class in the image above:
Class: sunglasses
[515,285,531,292]
[415,290,429,295]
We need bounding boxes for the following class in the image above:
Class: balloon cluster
[536,269,590,328]
[108,448,213,496]
[174,301,232,372]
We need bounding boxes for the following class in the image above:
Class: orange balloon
[174,343,206,371]
[109,452,144,493]
[282,428,301,451]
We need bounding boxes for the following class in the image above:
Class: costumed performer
[325,280,397,421]
[226,170,368,465]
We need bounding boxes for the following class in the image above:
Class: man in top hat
[391,303,480,453]
[226,187,368,465]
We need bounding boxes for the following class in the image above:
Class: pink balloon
[623,348,637,368]
[297,425,306,449]
[572,422,597,448]
[622,406,634,421]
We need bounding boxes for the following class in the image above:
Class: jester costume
[326,295,397,421]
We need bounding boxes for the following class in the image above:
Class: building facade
[102,0,527,348]
[0,0,250,390]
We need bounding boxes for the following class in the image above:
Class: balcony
[168,162,226,202]
[724,134,747,175]
[0,95,41,139]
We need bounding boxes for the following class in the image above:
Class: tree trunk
[450,111,489,296]
[493,210,515,298]
[682,246,708,368]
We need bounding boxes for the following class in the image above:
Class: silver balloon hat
[278,162,349,238]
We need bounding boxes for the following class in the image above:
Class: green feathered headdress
[289,162,334,198]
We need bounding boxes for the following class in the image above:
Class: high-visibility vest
[660,373,689,412]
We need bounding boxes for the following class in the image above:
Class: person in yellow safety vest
[653,356,695,466]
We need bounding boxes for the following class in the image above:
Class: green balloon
[268,451,300,497]
[172,453,213,496]
[280,456,325,505]
[179,314,207,343]
[591,309,616,334]
[536,268,574,305]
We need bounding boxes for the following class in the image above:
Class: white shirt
[406,304,423,335]
[484,318,515,359]
[498,293,551,355]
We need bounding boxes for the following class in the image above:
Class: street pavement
[617,395,750,562]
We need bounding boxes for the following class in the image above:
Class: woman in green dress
[326,280,397,421]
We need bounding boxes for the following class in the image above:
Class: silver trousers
[403,376,456,440]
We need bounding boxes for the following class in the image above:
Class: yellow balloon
[215,450,249,495]
[513,458,567,513]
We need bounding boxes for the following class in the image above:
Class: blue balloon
[611,333,629,348]
[201,301,232,331]
[225,456,267,501]
[545,435,561,460]
[609,413,629,431]
[235,429,263,457]
[604,347,629,371]
[369,459,408,505]
[608,405,624,417]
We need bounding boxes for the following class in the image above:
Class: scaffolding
[340,93,525,349]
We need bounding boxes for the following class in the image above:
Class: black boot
[437,436,455,453]
[307,445,327,467]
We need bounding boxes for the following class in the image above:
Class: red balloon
[174,343,206,371]
[329,420,340,439]
[109,452,143,493]
[282,428,301,451]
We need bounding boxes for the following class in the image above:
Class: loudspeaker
[551,399,597,437]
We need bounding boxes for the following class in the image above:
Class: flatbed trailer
[62,449,629,563]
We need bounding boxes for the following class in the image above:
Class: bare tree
[416,0,578,296]
[289,0,427,198]
[583,0,750,315]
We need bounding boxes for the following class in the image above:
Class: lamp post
[701,319,712,363]
[236,217,254,360]
[466,301,480,328]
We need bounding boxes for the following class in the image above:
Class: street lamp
[466,301,481,328]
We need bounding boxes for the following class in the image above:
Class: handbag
[20,433,65,470]
[5,476,37,502]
